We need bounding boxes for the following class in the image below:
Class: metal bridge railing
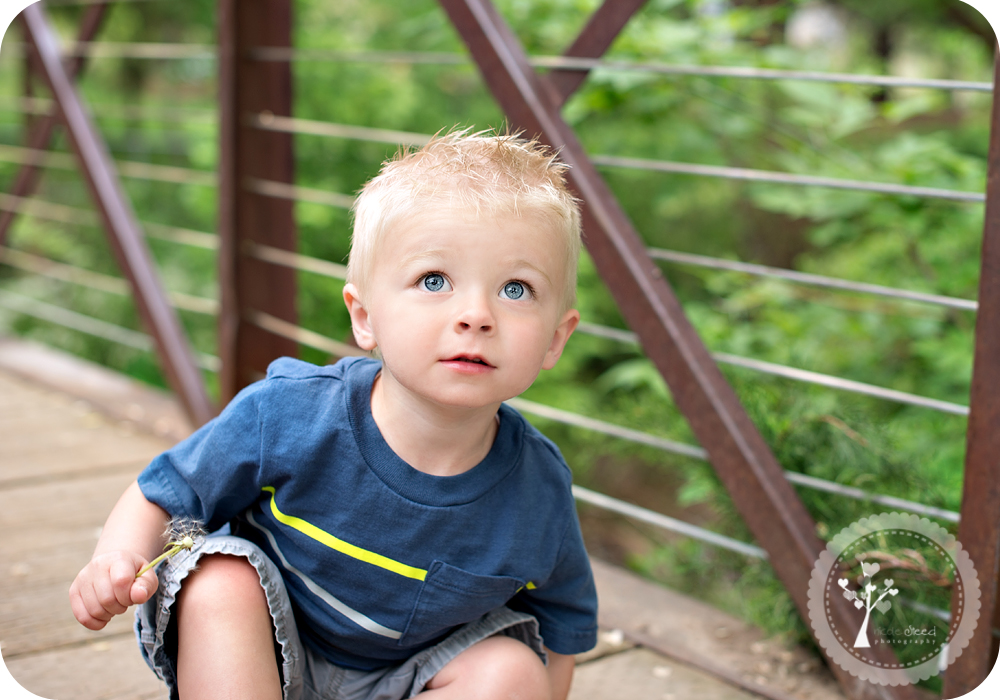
[2,2,997,697]
[0,13,977,566]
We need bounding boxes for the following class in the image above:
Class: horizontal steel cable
[897,598,1000,638]
[247,46,993,92]
[244,177,355,209]
[571,485,768,559]
[0,246,218,315]
[781,472,958,523]
[648,248,978,311]
[247,112,429,147]
[0,145,352,205]
[506,397,709,460]
[243,309,365,360]
[0,193,219,249]
[1,103,983,204]
[0,289,220,371]
[243,113,986,203]
[511,397,959,523]
[575,322,970,416]
[0,144,217,186]
[8,97,216,123]
[5,41,984,92]
[243,242,348,280]
[590,154,985,203]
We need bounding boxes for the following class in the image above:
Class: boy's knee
[176,554,266,617]
[433,635,550,700]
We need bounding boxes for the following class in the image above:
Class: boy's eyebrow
[397,250,554,286]
[397,249,448,268]
[509,258,552,286]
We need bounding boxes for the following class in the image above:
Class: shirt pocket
[398,560,523,647]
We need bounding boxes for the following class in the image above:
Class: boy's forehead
[379,207,566,259]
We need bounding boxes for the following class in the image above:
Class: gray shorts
[134,535,545,700]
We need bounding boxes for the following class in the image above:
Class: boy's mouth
[444,355,494,368]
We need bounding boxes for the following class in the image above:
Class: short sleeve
[509,514,598,655]
[137,382,266,532]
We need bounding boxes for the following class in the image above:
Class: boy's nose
[455,295,495,333]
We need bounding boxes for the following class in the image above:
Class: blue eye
[421,274,447,292]
[502,281,525,300]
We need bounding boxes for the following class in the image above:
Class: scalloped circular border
[807,512,981,685]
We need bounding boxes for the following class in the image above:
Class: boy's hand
[69,551,158,630]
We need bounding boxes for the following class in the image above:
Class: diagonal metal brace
[18,4,214,426]
[545,0,648,106]
[437,1,917,698]
[0,2,110,247]
[942,55,1000,699]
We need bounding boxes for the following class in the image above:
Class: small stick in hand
[136,517,207,578]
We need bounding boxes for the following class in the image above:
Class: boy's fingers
[93,574,129,617]
[73,582,113,630]
[131,569,158,605]
[109,557,139,608]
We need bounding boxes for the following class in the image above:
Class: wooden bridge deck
[0,337,845,700]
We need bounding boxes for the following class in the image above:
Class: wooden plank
[0,369,169,485]
[590,559,846,700]
[571,647,758,700]
[0,469,152,656]
[4,634,168,700]
[0,435,166,485]
[0,338,194,442]
[0,586,136,658]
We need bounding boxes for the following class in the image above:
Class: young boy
[69,131,598,700]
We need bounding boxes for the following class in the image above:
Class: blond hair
[348,129,582,309]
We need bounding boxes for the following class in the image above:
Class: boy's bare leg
[175,554,282,700]
[421,636,553,700]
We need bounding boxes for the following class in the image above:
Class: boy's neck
[369,372,500,477]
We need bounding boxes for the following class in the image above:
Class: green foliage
[0,0,989,665]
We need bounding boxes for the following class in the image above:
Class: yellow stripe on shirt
[261,486,428,581]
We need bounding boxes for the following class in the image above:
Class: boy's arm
[546,648,575,700]
[69,480,170,630]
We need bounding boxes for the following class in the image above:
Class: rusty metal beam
[437,2,915,698]
[0,2,110,247]
[18,4,214,427]
[217,0,297,403]
[943,53,1000,699]
[546,0,648,107]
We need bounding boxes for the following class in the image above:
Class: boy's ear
[542,308,580,370]
[342,283,378,352]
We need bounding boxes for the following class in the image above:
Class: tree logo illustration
[838,561,899,648]
[807,512,980,685]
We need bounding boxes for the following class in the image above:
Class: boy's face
[343,207,579,411]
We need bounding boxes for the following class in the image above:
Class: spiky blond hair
[348,129,582,309]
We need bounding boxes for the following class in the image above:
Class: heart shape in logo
[884,578,895,588]
[843,589,856,600]
[838,578,849,588]
[854,599,864,609]
[861,562,881,577]
[876,600,892,614]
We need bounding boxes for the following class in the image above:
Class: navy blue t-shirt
[138,357,598,669]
